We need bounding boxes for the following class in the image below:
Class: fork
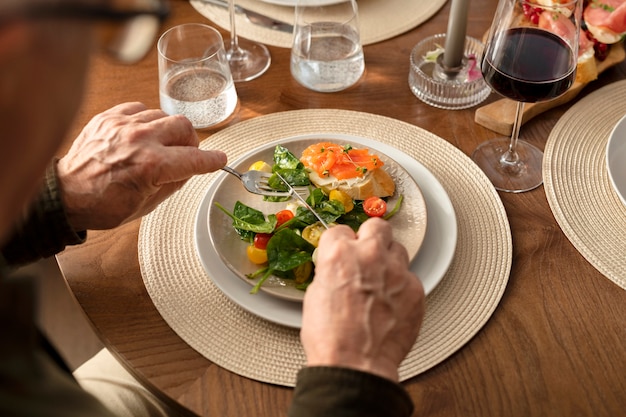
[275,172,329,229]
[220,166,330,228]
[221,166,289,197]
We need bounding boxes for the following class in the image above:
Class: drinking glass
[291,0,364,92]
[226,0,271,82]
[158,23,238,129]
[471,0,582,192]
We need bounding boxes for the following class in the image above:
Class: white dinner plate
[206,137,427,302]
[258,0,345,6]
[606,114,626,207]
[194,134,457,328]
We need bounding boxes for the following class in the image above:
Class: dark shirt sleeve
[1,160,86,267]
[289,366,414,417]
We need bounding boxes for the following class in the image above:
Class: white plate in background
[606,114,626,207]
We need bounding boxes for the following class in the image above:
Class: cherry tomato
[253,233,272,250]
[248,160,272,173]
[246,245,268,264]
[363,196,387,217]
[329,189,354,213]
[302,222,326,248]
[275,209,295,227]
[293,261,313,284]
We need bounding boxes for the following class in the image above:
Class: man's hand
[300,217,425,382]
[57,102,227,230]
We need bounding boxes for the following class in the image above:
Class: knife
[196,0,294,34]
[275,172,330,229]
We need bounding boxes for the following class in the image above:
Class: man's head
[0,0,167,243]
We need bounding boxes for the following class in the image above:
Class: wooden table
[57,1,626,416]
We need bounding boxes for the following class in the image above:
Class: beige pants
[73,348,179,417]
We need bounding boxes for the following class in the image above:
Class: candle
[443,0,469,70]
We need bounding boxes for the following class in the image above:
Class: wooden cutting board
[474,44,626,136]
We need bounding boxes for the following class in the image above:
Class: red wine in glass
[482,28,576,102]
[471,0,582,193]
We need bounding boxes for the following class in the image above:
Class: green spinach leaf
[273,145,304,170]
[249,228,314,293]
[214,201,277,242]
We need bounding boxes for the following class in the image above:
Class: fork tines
[256,175,308,197]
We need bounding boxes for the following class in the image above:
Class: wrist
[55,158,90,232]
[51,159,89,233]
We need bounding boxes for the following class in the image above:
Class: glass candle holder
[409,34,491,110]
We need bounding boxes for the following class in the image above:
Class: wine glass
[225,0,271,82]
[471,0,582,192]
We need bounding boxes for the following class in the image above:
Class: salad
[215,143,403,294]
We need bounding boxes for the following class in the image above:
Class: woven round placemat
[543,80,626,291]
[189,0,447,48]
[139,109,512,387]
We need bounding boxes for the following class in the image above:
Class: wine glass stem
[228,0,243,55]
[502,101,525,165]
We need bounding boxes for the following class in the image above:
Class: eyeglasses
[1,0,170,63]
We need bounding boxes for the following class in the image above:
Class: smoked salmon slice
[300,142,385,180]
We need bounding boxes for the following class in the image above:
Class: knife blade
[196,0,294,34]
[275,172,330,229]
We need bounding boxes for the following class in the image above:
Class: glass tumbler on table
[290,0,364,93]
[158,23,238,129]
[471,0,582,193]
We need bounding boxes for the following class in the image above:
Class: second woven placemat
[543,80,626,291]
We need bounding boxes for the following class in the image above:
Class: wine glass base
[471,137,543,193]
[226,38,271,82]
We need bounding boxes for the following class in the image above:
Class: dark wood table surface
[57,1,626,416]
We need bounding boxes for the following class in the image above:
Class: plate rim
[194,133,457,328]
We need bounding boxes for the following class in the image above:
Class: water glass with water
[290,0,364,93]
[158,24,238,129]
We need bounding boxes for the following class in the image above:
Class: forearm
[289,367,414,417]
[1,160,86,267]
